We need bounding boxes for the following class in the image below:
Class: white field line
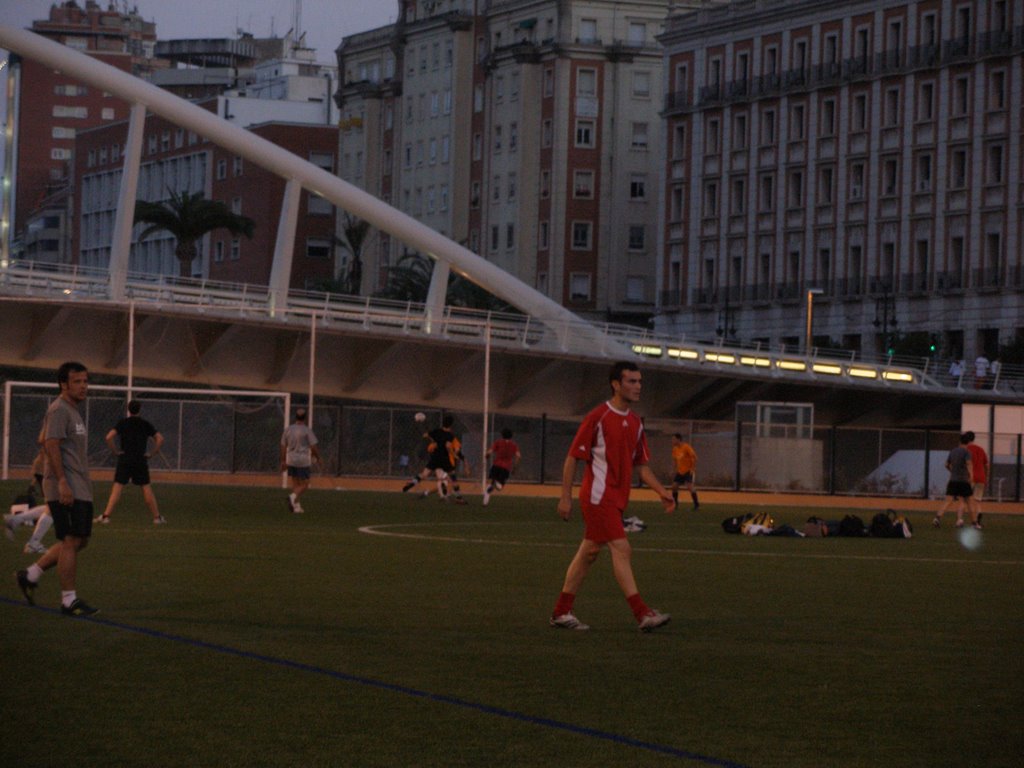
[357,522,1024,567]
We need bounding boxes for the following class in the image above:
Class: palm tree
[375,252,513,312]
[338,212,370,295]
[134,190,255,278]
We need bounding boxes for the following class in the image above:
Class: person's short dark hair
[128,400,141,415]
[501,428,513,439]
[442,415,454,428]
[608,361,640,389]
[673,432,683,440]
[295,408,307,421]
[959,432,971,444]
[964,430,976,442]
[57,361,87,385]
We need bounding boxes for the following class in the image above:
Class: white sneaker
[23,541,46,554]
[549,613,589,630]
[638,609,671,633]
[482,491,490,506]
[624,521,647,533]
[292,503,304,514]
[153,516,167,525]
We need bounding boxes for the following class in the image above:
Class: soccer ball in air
[414,412,427,423]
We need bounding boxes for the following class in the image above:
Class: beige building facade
[337,0,687,323]
[658,0,1024,364]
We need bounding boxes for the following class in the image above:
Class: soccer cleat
[693,503,700,511]
[60,598,98,617]
[639,609,671,633]
[624,522,647,533]
[402,481,416,493]
[931,516,941,528]
[972,522,983,530]
[15,570,37,605]
[153,516,167,525]
[93,514,110,525]
[23,541,47,554]
[549,613,589,630]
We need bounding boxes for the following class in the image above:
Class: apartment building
[338,0,681,323]
[74,106,338,286]
[658,0,1024,363]
[1,0,164,265]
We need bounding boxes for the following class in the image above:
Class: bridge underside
[0,298,968,427]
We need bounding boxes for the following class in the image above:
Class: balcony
[972,267,1004,290]
[900,272,930,295]
[663,89,692,113]
[935,271,964,293]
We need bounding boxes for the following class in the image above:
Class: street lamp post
[805,288,824,354]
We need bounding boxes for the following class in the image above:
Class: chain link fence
[4,391,1022,501]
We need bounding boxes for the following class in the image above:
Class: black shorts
[114,456,151,486]
[287,466,311,480]
[674,472,694,485]
[426,456,454,473]
[488,466,511,486]
[49,499,94,540]
[945,481,973,499]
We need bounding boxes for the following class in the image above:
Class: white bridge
[0,25,1009,425]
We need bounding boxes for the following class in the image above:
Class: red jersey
[569,402,650,510]
[966,443,988,483]
[488,438,519,470]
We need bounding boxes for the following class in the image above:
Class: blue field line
[3,597,749,767]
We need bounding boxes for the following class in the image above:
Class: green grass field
[2,481,1022,768]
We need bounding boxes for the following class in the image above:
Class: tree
[134,191,255,278]
[337,212,370,295]
[374,252,512,312]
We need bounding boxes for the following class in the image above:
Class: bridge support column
[268,179,301,317]
[424,258,449,334]
[109,102,146,300]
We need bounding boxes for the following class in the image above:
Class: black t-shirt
[116,416,157,459]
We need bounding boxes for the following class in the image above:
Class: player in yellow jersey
[670,433,700,510]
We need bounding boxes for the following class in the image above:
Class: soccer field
[2,482,1022,768]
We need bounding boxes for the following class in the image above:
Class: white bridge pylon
[0,25,595,345]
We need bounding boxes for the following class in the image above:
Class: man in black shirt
[95,400,165,525]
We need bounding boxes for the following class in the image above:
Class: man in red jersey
[965,431,989,528]
[482,428,521,505]
[549,361,675,632]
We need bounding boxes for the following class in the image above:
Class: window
[216,159,227,180]
[632,71,650,97]
[231,238,241,260]
[790,103,805,140]
[884,87,900,126]
[951,148,968,188]
[577,68,597,96]
[630,174,647,200]
[759,174,774,211]
[509,122,518,151]
[852,93,868,131]
[574,170,595,198]
[495,75,505,101]
[50,148,71,160]
[508,173,517,201]
[214,241,224,263]
[821,99,836,136]
[473,133,482,161]
[571,222,592,250]
[535,220,549,250]
[917,153,933,192]
[51,127,76,139]
[441,135,450,163]
[850,162,865,198]
[918,82,935,121]
[673,123,687,159]
[990,70,1006,110]
[492,176,501,203]
[543,68,554,97]
[788,170,804,207]
[506,224,515,249]
[440,185,448,211]
[761,108,776,145]
[882,157,898,196]
[540,170,551,198]
[490,226,499,253]
[429,138,437,164]
[631,122,648,149]
[430,91,439,117]
[628,22,646,44]
[628,225,645,250]
[470,181,481,208]
[987,143,1004,184]
[570,272,591,300]
[703,181,718,217]
[575,120,595,147]
[579,18,598,44]
[732,113,747,149]
[705,117,720,154]
[819,167,834,204]
[953,76,970,116]
[542,119,553,147]
[102,107,115,120]
[731,178,746,214]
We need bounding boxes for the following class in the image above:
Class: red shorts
[581,500,626,544]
